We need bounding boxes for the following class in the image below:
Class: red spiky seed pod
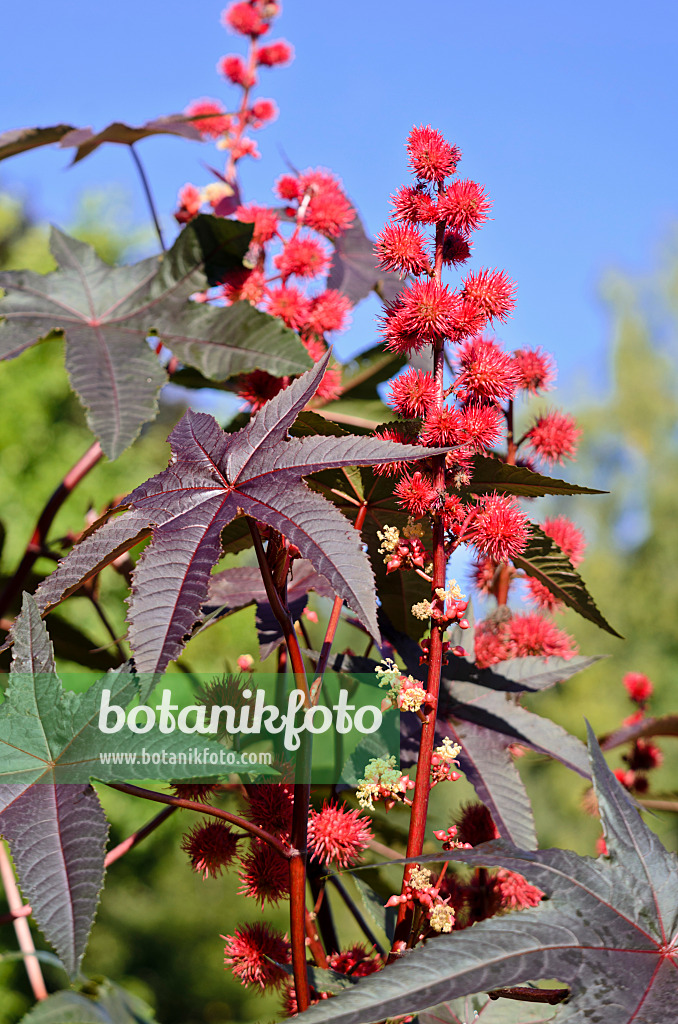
[242,783,294,836]
[512,346,556,394]
[623,672,653,704]
[255,40,294,66]
[223,922,291,989]
[525,410,581,465]
[185,98,232,138]
[466,493,530,563]
[307,802,373,867]
[181,821,240,879]
[462,268,516,324]
[375,222,430,276]
[406,125,461,183]
[437,179,492,234]
[274,234,330,279]
[238,840,290,906]
[455,802,499,846]
[455,336,522,403]
[388,368,438,419]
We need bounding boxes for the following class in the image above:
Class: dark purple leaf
[600,714,678,750]
[0,217,310,458]
[514,524,622,639]
[34,356,448,671]
[466,455,605,497]
[294,728,678,1024]
[0,594,108,977]
[59,115,203,163]
[327,214,406,305]
[0,125,76,162]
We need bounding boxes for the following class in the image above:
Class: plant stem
[392,219,448,951]
[0,843,48,1001]
[248,519,310,704]
[129,144,166,252]
[304,909,328,968]
[0,442,103,621]
[106,783,292,858]
[327,874,385,956]
[104,806,177,867]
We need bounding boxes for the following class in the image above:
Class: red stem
[224,36,259,185]
[0,843,47,1000]
[0,442,103,620]
[106,783,293,858]
[392,218,448,952]
[104,805,177,867]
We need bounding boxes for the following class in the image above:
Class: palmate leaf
[294,728,678,1024]
[32,355,448,673]
[0,595,108,978]
[0,595,244,973]
[0,216,311,458]
[420,993,557,1023]
[18,976,159,1024]
[514,525,622,638]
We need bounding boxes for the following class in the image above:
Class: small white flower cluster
[402,517,425,540]
[377,525,400,562]
[411,599,433,620]
[375,659,427,712]
[434,737,461,763]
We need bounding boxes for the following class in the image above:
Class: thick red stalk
[107,783,292,858]
[393,219,449,948]
[0,441,103,620]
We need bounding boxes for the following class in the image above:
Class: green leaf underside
[515,525,622,638]
[293,727,678,1024]
[32,356,449,672]
[0,217,310,457]
[17,977,159,1024]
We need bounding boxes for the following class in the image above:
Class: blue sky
[2,0,677,398]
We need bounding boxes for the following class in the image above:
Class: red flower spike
[420,406,463,447]
[274,173,300,201]
[235,203,279,244]
[307,802,373,868]
[466,493,530,563]
[249,98,279,128]
[328,945,383,977]
[627,739,663,772]
[223,922,291,990]
[455,802,499,846]
[507,613,577,660]
[512,346,556,394]
[274,234,330,279]
[305,289,352,336]
[218,54,257,88]
[623,672,653,704]
[181,821,239,879]
[175,184,202,225]
[265,285,312,331]
[394,471,438,517]
[237,369,287,410]
[397,279,460,342]
[238,841,290,906]
[222,1,270,36]
[437,179,492,234]
[375,222,430,276]
[255,39,294,66]
[462,268,517,324]
[526,409,581,465]
[455,336,522,403]
[388,368,438,419]
[185,99,232,139]
[221,267,267,305]
[542,515,586,565]
[460,402,503,452]
[442,230,472,266]
[243,783,294,836]
[372,424,419,477]
[390,185,439,225]
[494,869,544,910]
[406,125,461,183]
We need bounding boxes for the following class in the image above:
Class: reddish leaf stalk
[104,805,177,867]
[0,842,47,1001]
[248,518,311,704]
[129,144,166,252]
[106,783,292,858]
[489,986,569,1005]
[0,442,103,621]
